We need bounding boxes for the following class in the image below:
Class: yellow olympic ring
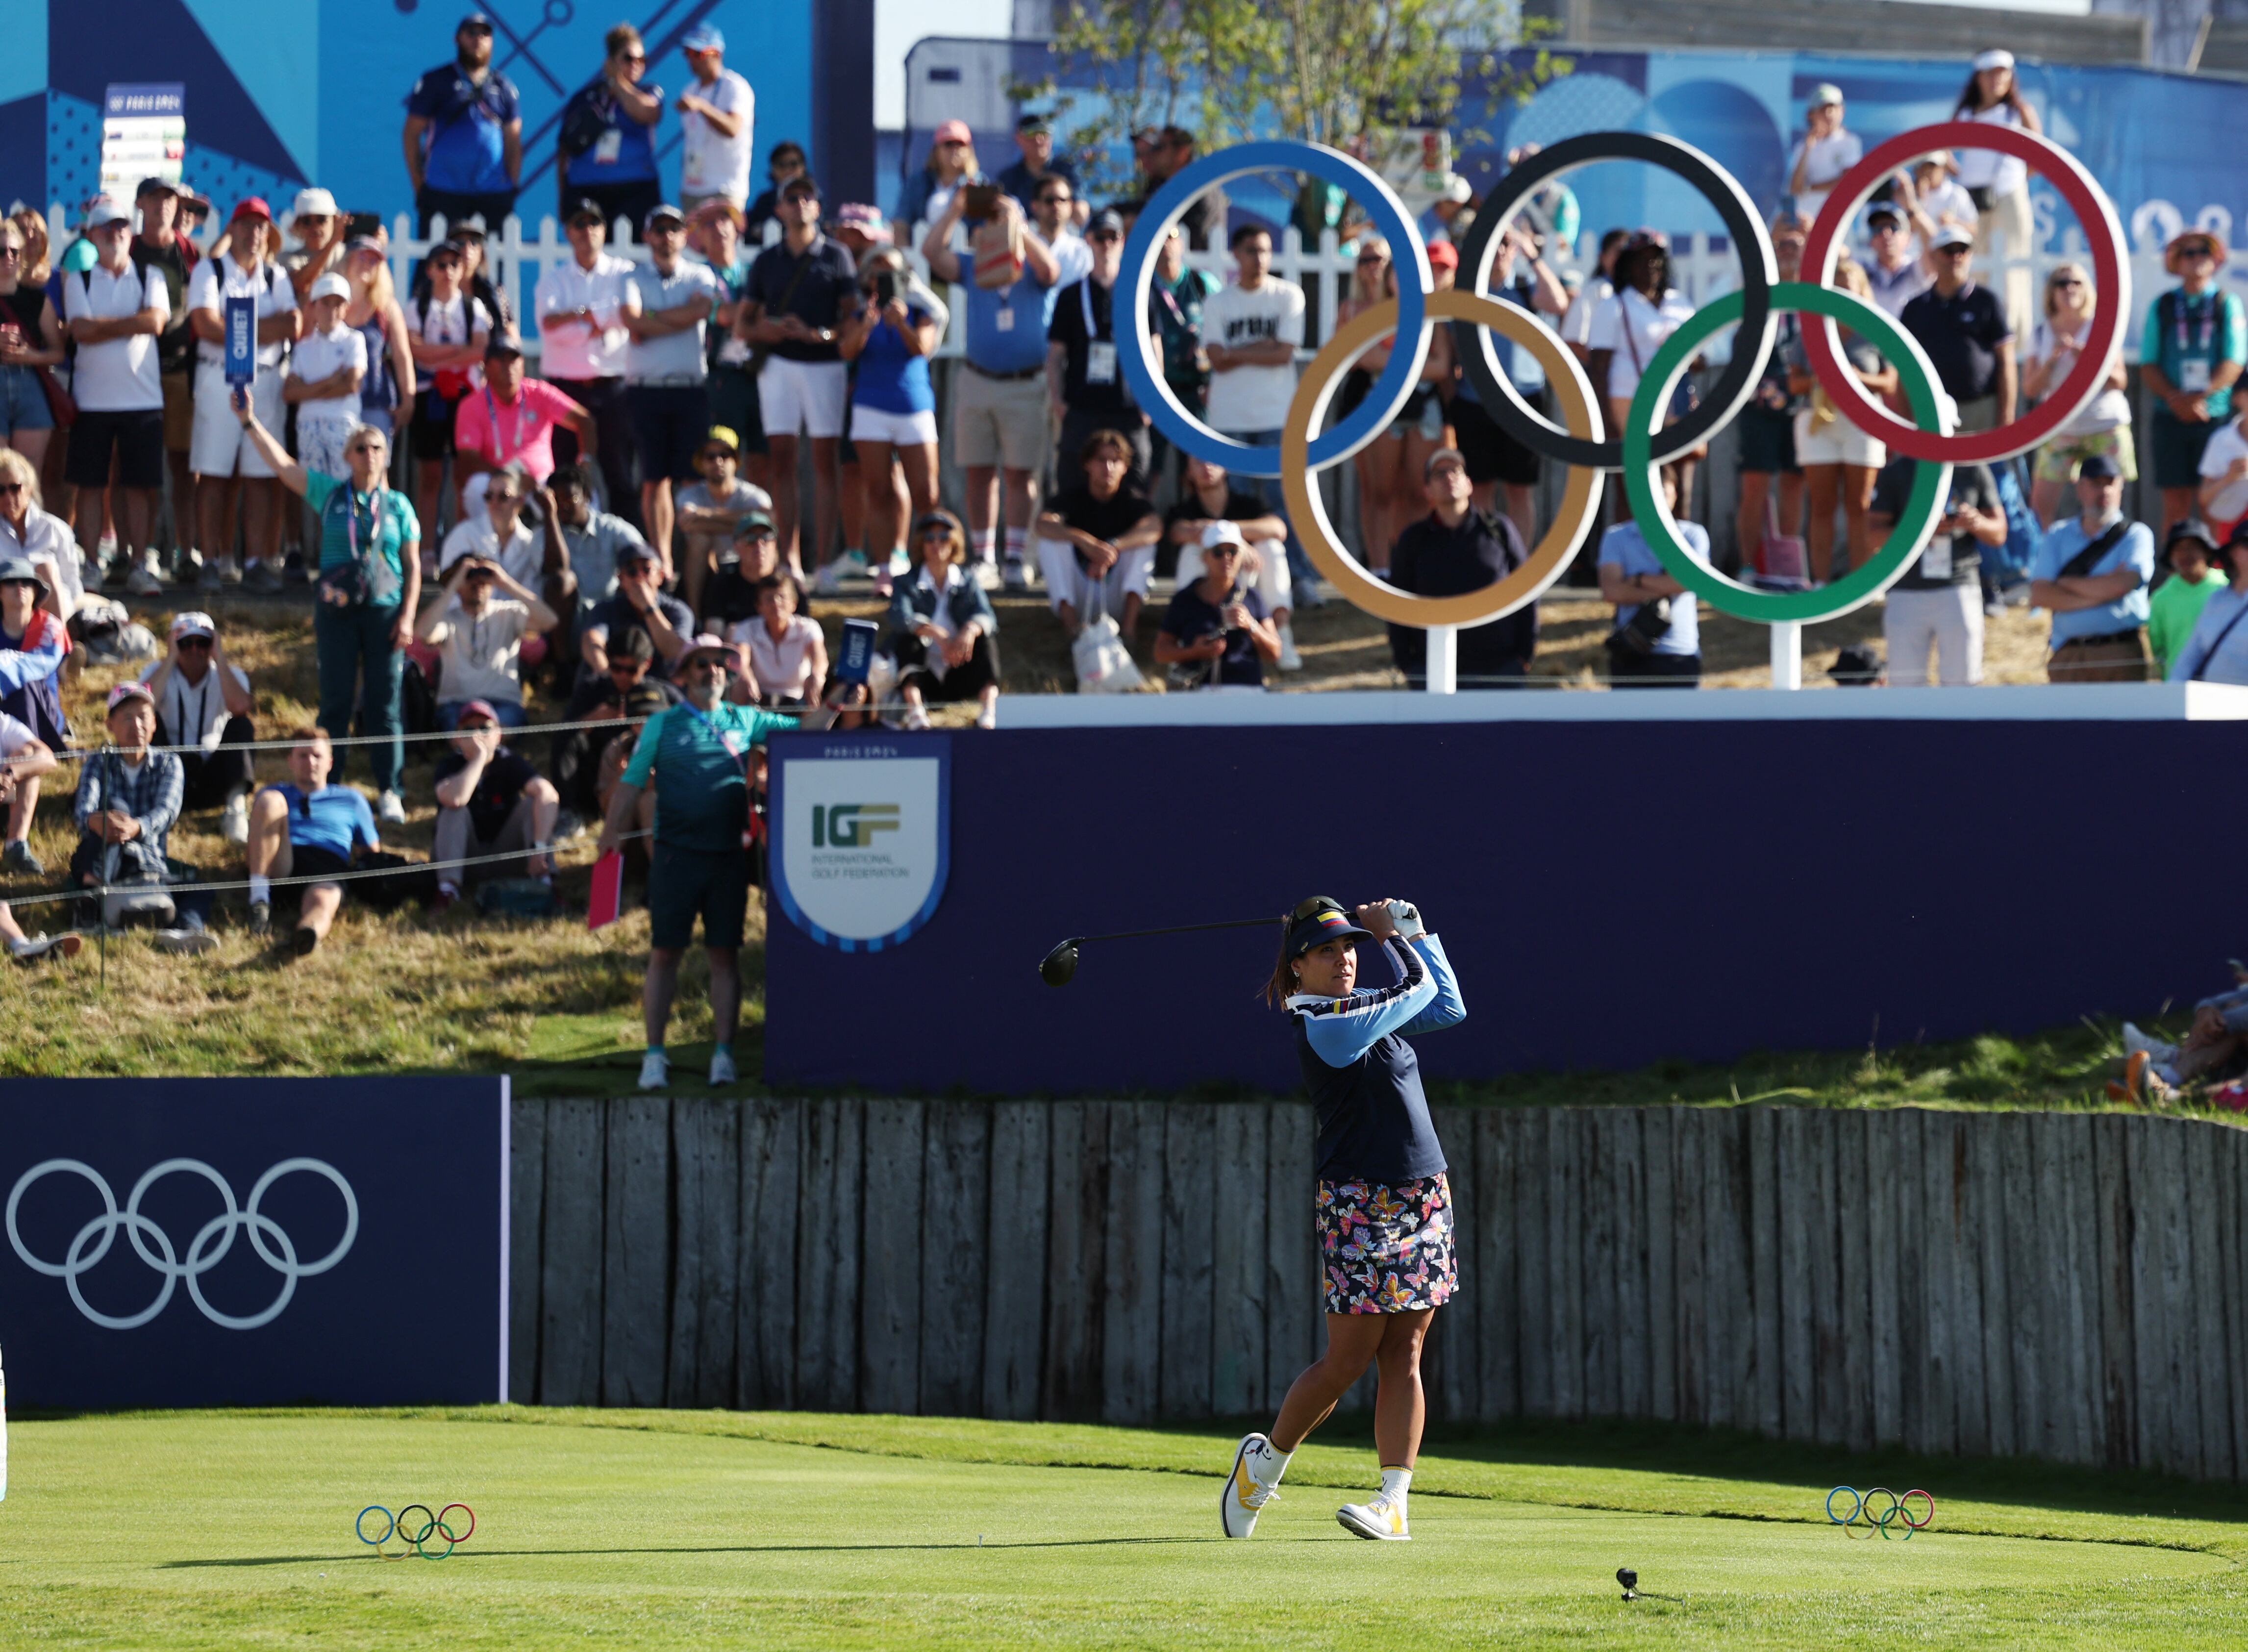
[1280,290,1606,630]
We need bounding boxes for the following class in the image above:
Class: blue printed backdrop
[0,1077,505,1409]
[1450,50,2248,254]
[1,0,813,227]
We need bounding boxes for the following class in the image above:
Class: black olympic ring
[1453,130,1778,471]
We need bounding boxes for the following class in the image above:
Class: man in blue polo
[598,633,793,1090]
[2029,454,2157,682]
[402,12,524,237]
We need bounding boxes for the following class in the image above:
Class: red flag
[586,850,623,931]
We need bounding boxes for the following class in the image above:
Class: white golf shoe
[637,1049,670,1091]
[1220,1433,1283,1539]
[1336,1493,1410,1541]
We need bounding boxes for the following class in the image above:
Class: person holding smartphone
[1153,522,1278,691]
[1873,457,2006,686]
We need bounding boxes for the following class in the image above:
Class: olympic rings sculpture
[6,1158,358,1331]
[1118,125,2127,635]
[358,1502,476,1560]
[1827,1485,1936,1540]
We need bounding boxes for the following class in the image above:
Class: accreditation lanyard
[483,387,524,466]
[678,701,749,765]
[2176,293,2218,359]
[344,485,386,562]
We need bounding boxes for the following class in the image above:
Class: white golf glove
[1387,900,1427,940]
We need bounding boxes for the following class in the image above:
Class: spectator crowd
[4,30,2245,1016]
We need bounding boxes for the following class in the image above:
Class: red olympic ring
[1799,121,2128,464]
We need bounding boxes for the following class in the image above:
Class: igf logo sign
[811,803,900,848]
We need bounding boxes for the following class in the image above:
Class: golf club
[1039,915,1280,987]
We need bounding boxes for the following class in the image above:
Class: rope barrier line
[0,830,655,913]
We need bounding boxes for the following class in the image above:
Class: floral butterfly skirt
[1315,1173,1456,1315]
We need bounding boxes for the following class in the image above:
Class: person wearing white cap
[145,610,256,840]
[186,198,300,590]
[1787,85,1861,228]
[1954,50,2042,332]
[60,196,170,585]
[1155,520,1280,691]
[286,270,370,481]
[677,24,754,217]
[283,188,347,311]
[1415,173,1474,248]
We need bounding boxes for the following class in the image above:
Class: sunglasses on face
[619,50,646,63]
[0,482,23,497]
[176,636,212,650]
[699,448,733,464]
[1090,231,1120,244]
[2054,277,2085,289]
[0,247,18,260]
[569,216,601,229]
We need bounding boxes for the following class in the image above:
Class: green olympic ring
[1621,281,1954,626]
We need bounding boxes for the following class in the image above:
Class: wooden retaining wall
[508,1101,2248,1479]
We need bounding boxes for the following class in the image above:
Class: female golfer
[1223,895,1465,1542]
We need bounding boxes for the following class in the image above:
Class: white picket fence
[56,200,2216,370]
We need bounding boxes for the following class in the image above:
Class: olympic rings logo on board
[1118,126,2127,633]
[6,1157,359,1331]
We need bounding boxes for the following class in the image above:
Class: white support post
[1770,621,1803,690]
[1426,625,1457,694]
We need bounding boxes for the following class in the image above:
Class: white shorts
[189,362,284,478]
[848,402,940,447]
[297,416,356,481]
[1792,409,1885,470]
[1175,536,1292,614]
[758,357,849,440]
[1036,532,1152,619]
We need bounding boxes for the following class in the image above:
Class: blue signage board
[0,1077,507,1409]
[223,296,256,386]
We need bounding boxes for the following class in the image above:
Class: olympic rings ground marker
[6,1157,358,1331]
[1799,122,2128,464]
[1454,130,1779,472]
[1827,1486,1935,1540]
[1119,141,1432,479]
[1622,282,1955,626]
[1281,289,1604,629]
[358,1502,476,1560]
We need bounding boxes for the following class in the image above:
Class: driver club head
[1039,939,1082,988]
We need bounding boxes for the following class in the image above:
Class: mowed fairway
[0,1410,2242,1649]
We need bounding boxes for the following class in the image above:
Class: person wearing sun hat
[1221,895,1466,1546]
[596,629,795,1092]
[2149,518,2229,677]
[2142,227,2246,539]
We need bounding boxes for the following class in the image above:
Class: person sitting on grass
[1033,428,1161,640]
[596,634,795,1092]
[2120,978,2248,1102]
[1155,522,1279,693]
[0,703,57,887]
[0,552,69,874]
[729,574,826,708]
[70,681,183,899]
[0,898,79,964]
[553,626,674,837]
[578,541,692,682]
[886,509,999,729]
[1165,455,1298,669]
[414,549,559,729]
[674,426,772,621]
[442,467,546,590]
[430,701,560,910]
[146,611,256,845]
[245,726,381,958]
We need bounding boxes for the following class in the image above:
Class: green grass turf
[2,1409,2245,1648]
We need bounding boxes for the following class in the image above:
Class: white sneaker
[637,1049,670,1091]
[125,553,164,596]
[2121,1022,2180,1064]
[974,701,997,730]
[708,1047,738,1086]
[814,560,844,595]
[973,556,1000,592]
[1277,621,1303,672]
[1336,1493,1410,1541]
[904,704,931,730]
[222,793,250,846]
[376,790,406,826]
[1220,1433,1283,1539]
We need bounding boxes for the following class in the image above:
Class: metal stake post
[1771,621,1803,690]
[1426,625,1457,694]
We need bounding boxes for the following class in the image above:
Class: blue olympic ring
[1118,141,1430,479]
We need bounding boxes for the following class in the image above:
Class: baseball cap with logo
[1284,897,1374,959]
[170,611,217,643]
[682,23,723,51]
[933,120,973,147]
[1200,521,1248,552]
[231,197,274,225]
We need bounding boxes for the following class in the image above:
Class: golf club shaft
[1071,915,1277,945]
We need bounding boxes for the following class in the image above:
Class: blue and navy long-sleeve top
[1288,932,1466,1185]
